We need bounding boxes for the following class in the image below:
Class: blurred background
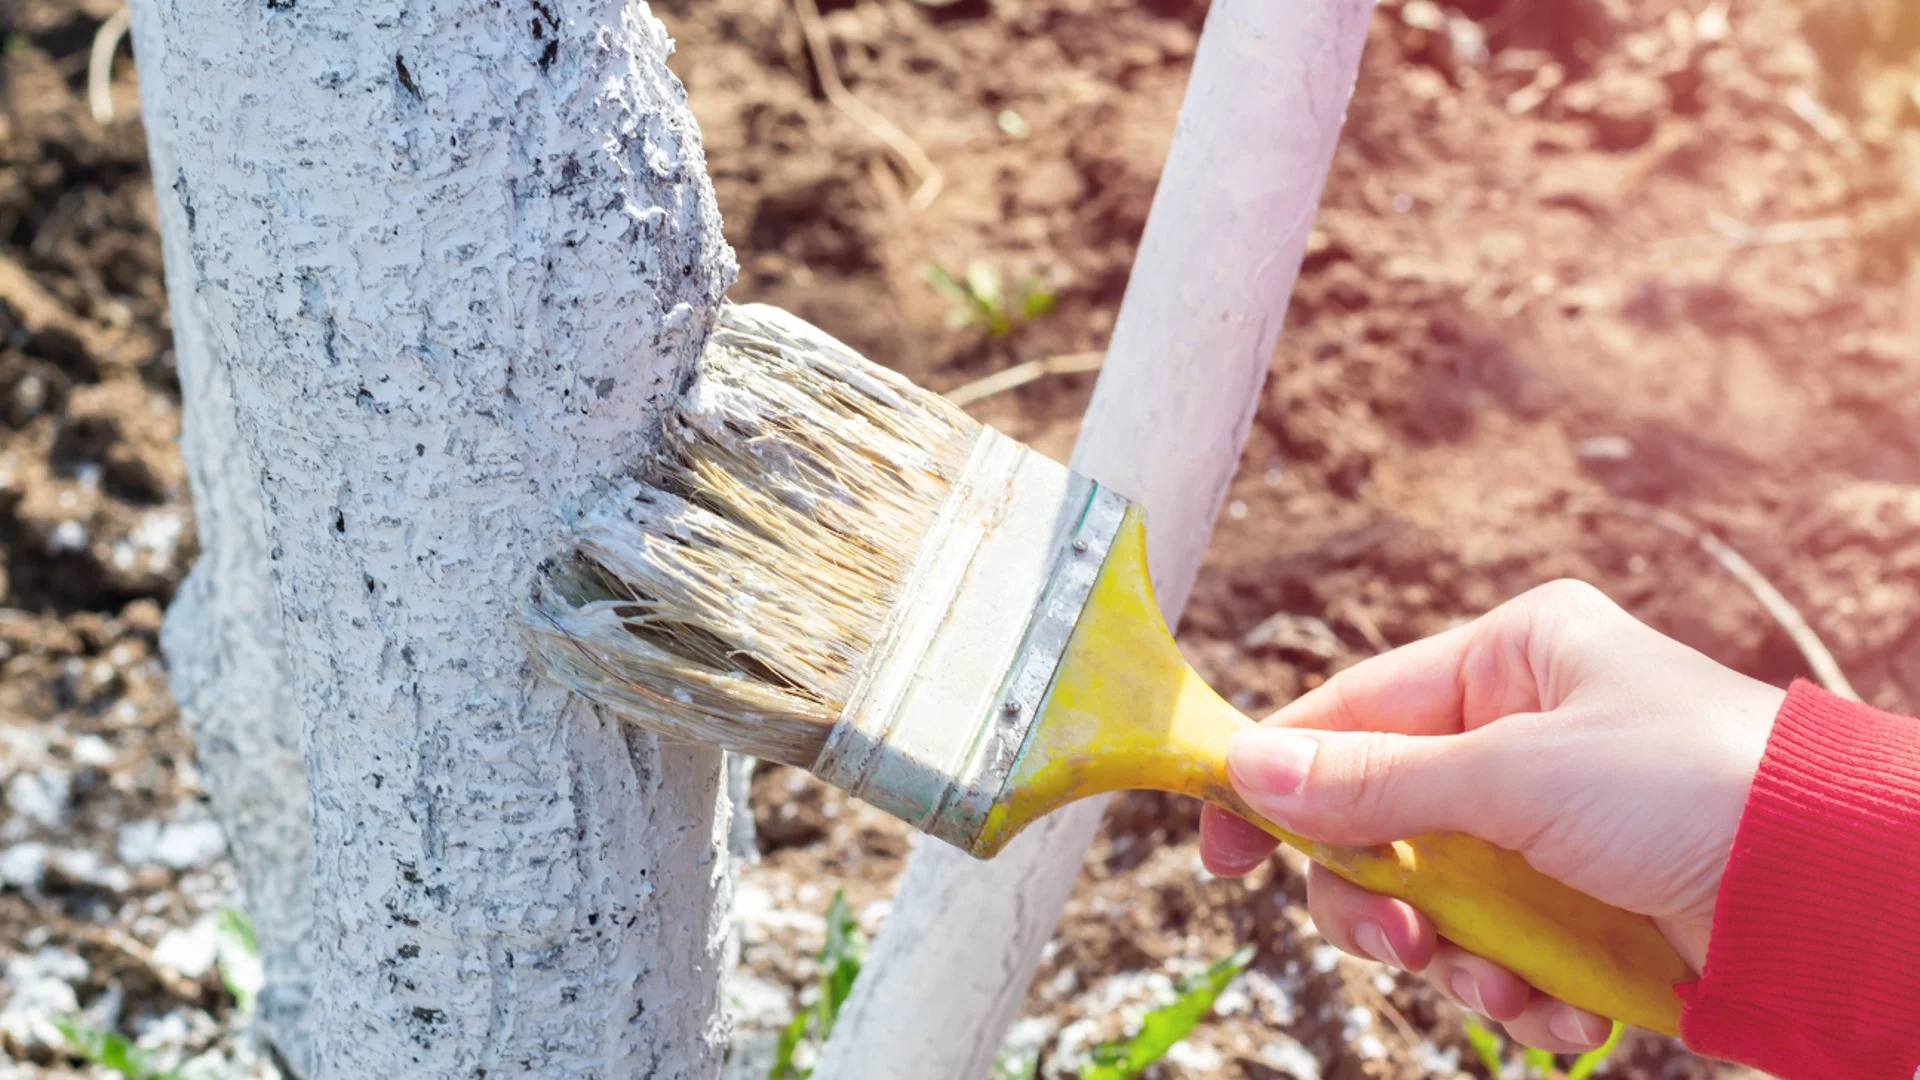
[2,0,1916,1076]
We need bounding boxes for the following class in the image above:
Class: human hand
[1199,580,1784,1052]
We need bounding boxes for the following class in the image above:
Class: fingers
[1199,804,1278,876]
[1305,865,1609,1054]
[1427,941,1531,1022]
[1261,578,1633,741]
[1226,722,1505,848]
[1261,619,1495,738]
[1412,940,1610,1053]
[1498,995,1615,1055]
[1304,861,1435,972]
[1222,581,1632,1057]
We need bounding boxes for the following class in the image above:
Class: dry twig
[74,925,204,1002]
[88,7,132,126]
[1585,499,1860,701]
[792,0,944,212]
[1784,87,1858,157]
[1332,597,1391,656]
[1352,974,1423,1050]
[944,351,1103,407]
[1648,212,1855,260]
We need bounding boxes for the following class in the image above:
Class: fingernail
[1449,970,1486,1015]
[1353,922,1403,969]
[1211,832,1271,872]
[1548,1006,1608,1047]
[1227,729,1318,816]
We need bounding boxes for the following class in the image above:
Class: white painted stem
[129,17,318,1065]
[129,1,739,1076]
[814,1,1376,1075]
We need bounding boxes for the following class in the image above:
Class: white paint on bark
[726,754,758,866]
[814,1,1377,1075]
[128,0,739,1075]
[129,8,318,1062]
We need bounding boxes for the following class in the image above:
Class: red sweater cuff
[1680,680,1920,1079]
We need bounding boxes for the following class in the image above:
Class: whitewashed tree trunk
[816,1,1377,1075]
[128,1,739,1076]
[130,23,317,1064]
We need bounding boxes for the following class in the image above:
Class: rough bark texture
[139,92,320,1080]
[815,1,1377,1074]
[129,7,319,1069]
[127,1,739,1075]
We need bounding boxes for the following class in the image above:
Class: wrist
[1683,676,1785,972]
[1681,681,1920,1077]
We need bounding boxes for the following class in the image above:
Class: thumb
[1226,726,1492,848]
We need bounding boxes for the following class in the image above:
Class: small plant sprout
[769,890,865,1080]
[215,907,263,1015]
[924,260,1058,339]
[54,910,265,1080]
[1462,1015,1623,1079]
[1463,1016,1505,1076]
[52,1018,185,1080]
[1079,945,1256,1080]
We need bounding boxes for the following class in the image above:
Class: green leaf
[1564,1023,1623,1080]
[1078,945,1255,1080]
[1460,1016,1505,1076]
[924,261,969,302]
[925,260,1058,338]
[961,261,1010,337]
[1457,1018,1621,1080]
[217,907,257,955]
[1018,276,1057,322]
[769,1008,811,1080]
[767,890,866,1080]
[52,1017,183,1080]
[818,891,864,1026]
[924,261,994,332]
[215,908,263,1015]
[964,261,1005,311]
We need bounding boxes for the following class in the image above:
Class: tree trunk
[815,1,1376,1074]
[130,7,318,1069]
[128,1,739,1076]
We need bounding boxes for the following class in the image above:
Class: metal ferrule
[811,428,1130,853]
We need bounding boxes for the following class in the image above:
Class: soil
[679,0,1920,1076]
[3,0,1918,1076]
[0,1,269,1077]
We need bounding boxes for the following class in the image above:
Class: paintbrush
[521,302,1691,1035]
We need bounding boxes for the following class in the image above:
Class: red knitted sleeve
[1679,680,1920,1079]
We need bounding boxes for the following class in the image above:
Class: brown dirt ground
[0,0,254,1074]
[676,0,1920,1076]
[3,0,1919,1076]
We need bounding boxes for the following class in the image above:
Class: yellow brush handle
[978,507,1691,1036]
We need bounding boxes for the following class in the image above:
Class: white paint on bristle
[525,304,981,770]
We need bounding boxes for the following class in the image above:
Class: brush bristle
[523,303,980,769]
